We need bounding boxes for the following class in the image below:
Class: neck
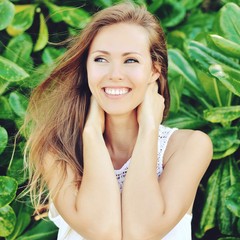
[104,111,138,169]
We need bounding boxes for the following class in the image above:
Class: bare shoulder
[163,129,213,167]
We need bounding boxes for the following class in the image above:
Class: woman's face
[87,23,159,116]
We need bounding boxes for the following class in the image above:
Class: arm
[45,97,121,240]
[122,83,213,240]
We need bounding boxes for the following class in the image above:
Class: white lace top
[49,125,192,239]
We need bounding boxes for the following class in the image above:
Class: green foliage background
[0,0,239,239]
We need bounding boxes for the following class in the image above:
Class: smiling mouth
[104,87,130,96]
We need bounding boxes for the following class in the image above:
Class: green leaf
[218,3,240,44]
[0,176,18,208]
[8,5,36,36]
[209,34,240,58]
[196,69,230,107]
[45,2,90,29]
[6,199,33,240]
[165,115,206,129]
[181,0,203,10]
[148,0,163,13]
[3,33,33,70]
[42,47,65,64]
[0,56,29,82]
[209,64,240,97]
[197,158,240,237]
[204,106,240,123]
[16,218,58,240]
[0,96,14,119]
[0,0,15,30]
[213,144,239,160]
[168,73,184,113]
[34,13,49,52]
[159,2,186,28]
[217,158,239,234]
[196,162,222,238]
[208,127,239,157]
[188,41,240,72]
[168,49,203,97]
[0,77,9,95]
[7,156,26,185]
[9,92,28,118]
[225,184,240,217]
[0,205,16,237]
[218,238,240,240]
[0,126,8,155]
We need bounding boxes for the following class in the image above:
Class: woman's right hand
[84,96,105,134]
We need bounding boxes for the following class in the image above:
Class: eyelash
[125,58,139,63]
[94,58,139,63]
[94,57,107,62]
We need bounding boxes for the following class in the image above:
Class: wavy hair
[23,1,170,209]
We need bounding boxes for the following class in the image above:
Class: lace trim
[115,125,177,191]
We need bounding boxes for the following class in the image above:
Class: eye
[125,58,139,63]
[94,57,107,63]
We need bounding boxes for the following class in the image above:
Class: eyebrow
[91,50,142,56]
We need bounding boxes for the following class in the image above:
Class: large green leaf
[204,105,240,123]
[0,96,14,119]
[209,64,240,97]
[3,33,33,70]
[0,176,18,208]
[0,0,15,30]
[0,205,16,237]
[209,127,239,152]
[0,126,8,155]
[0,77,9,95]
[218,3,240,44]
[196,69,231,107]
[196,161,222,238]
[0,56,29,82]
[168,73,184,113]
[197,158,240,237]
[218,158,239,234]
[168,49,203,97]
[42,47,65,65]
[218,238,240,240]
[46,2,91,29]
[188,41,240,72]
[16,218,58,240]
[148,0,163,13]
[8,5,36,36]
[7,156,27,185]
[34,13,49,52]
[165,115,206,129]
[209,34,240,59]
[158,1,186,28]
[212,144,239,160]
[9,92,28,118]
[6,199,33,240]
[204,106,240,123]
[225,184,240,217]
[181,0,203,10]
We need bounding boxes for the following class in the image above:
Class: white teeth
[104,88,129,95]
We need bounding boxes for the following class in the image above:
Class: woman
[24,2,213,239]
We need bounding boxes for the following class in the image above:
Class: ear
[150,62,161,83]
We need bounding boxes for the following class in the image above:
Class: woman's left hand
[137,81,165,130]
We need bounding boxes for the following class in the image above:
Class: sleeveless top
[49,125,192,239]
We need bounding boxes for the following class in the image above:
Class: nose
[108,63,123,81]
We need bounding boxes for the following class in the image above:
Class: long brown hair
[24,1,170,209]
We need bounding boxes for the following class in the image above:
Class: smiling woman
[23,2,212,240]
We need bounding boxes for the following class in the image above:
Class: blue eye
[94,57,107,63]
[125,58,139,63]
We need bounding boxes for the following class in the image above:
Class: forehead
[89,23,150,54]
